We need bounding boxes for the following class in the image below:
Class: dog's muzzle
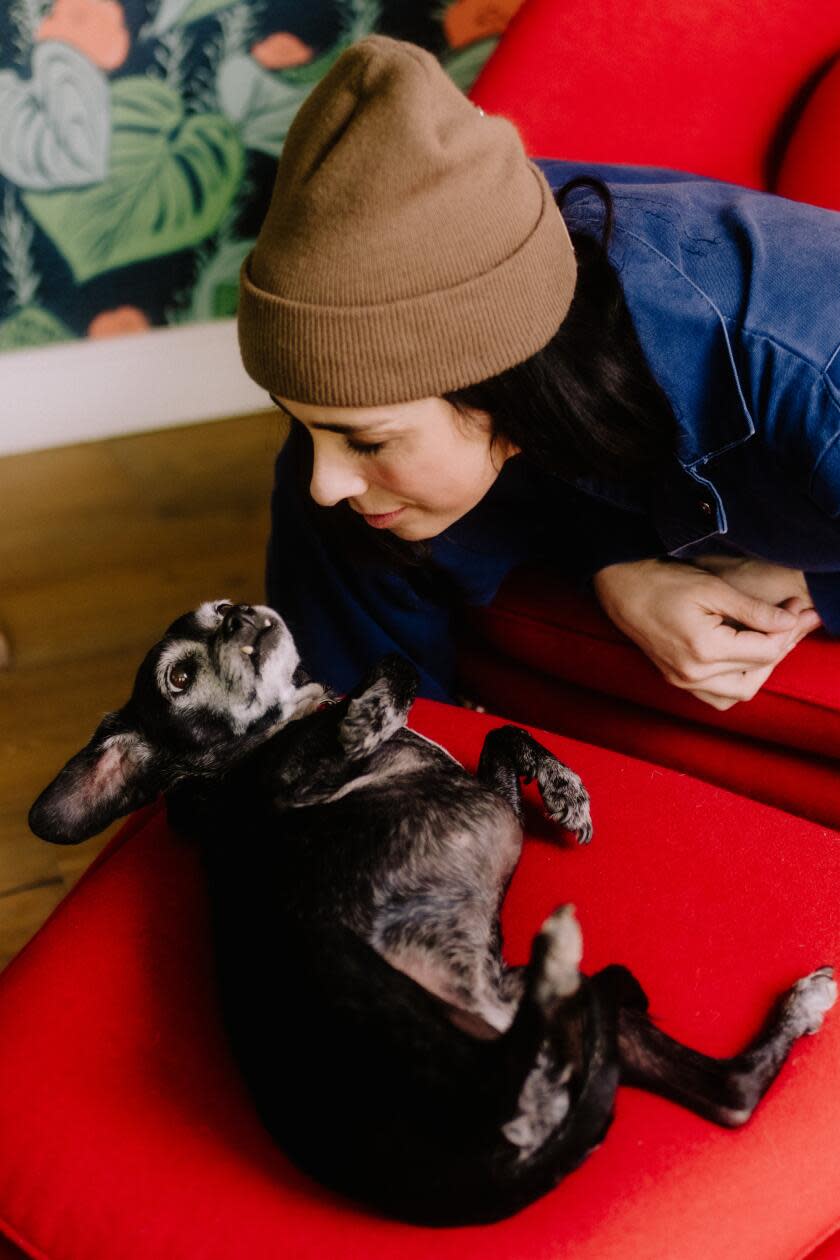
[218,604,283,670]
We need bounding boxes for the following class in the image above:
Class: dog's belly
[381,939,521,1034]
[371,802,525,1033]
[384,942,469,1008]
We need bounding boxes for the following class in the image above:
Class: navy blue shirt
[266,160,840,701]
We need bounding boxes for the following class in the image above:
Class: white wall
[0,320,268,456]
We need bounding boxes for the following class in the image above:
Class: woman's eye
[167,663,194,693]
[345,439,385,457]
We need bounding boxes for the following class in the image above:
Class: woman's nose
[309,446,369,507]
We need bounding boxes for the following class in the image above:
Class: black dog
[30,601,836,1225]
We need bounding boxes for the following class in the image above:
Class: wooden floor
[0,410,288,971]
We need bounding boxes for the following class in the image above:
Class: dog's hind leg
[419,908,621,1224]
[617,967,837,1126]
[477,725,592,843]
[487,904,628,1206]
[497,906,588,1155]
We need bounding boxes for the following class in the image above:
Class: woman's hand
[689,554,813,607]
[592,558,820,709]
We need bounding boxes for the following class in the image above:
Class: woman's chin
[389,513,438,541]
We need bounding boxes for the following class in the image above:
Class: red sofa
[457,573,840,829]
[1,701,839,1259]
[470,0,840,205]
[462,0,840,826]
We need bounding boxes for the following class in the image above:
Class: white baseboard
[0,319,269,457]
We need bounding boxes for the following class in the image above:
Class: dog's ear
[29,713,160,845]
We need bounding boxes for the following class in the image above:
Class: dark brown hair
[443,177,676,483]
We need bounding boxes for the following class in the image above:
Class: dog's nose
[221,605,256,638]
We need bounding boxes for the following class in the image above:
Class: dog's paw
[339,676,409,760]
[537,761,593,844]
[532,904,583,1008]
[785,966,837,1036]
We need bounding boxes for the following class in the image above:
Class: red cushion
[470,0,840,191]
[459,570,840,806]
[811,1239,840,1260]
[1,702,839,1259]
[458,639,840,830]
[776,57,840,212]
[0,1239,27,1260]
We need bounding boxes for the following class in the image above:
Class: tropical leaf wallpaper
[0,0,524,353]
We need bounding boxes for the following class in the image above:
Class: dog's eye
[167,662,194,694]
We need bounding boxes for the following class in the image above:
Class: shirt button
[699,498,714,518]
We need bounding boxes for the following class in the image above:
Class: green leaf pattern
[0,304,74,348]
[187,234,255,319]
[217,51,322,157]
[23,77,244,281]
[440,36,500,93]
[0,41,109,190]
[0,1,501,352]
[150,0,239,36]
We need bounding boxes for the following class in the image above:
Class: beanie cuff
[237,163,576,407]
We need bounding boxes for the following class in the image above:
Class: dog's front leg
[338,654,419,761]
[477,725,592,844]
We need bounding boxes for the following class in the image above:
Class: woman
[237,35,838,709]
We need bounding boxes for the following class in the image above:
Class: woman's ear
[491,433,522,471]
[29,713,159,845]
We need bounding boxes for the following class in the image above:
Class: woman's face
[273,395,519,541]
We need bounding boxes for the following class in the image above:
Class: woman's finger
[688,690,739,710]
[710,585,799,635]
[709,622,796,666]
[683,663,775,707]
[778,598,822,636]
[659,625,792,683]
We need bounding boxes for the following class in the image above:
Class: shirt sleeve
[799,366,840,634]
[803,573,840,633]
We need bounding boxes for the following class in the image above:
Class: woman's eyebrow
[269,395,397,434]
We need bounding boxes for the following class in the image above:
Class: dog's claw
[573,818,593,846]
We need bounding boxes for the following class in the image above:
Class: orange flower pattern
[36,0,130,72]
[88,306,151,338]
[251,33,314,71]
[443,0,525,49]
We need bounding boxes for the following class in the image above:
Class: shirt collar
[561,191,756,468]
[616,226,755,466]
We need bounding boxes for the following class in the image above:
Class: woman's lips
[361,507,405,528]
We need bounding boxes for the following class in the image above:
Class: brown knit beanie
[238,34,577,406]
